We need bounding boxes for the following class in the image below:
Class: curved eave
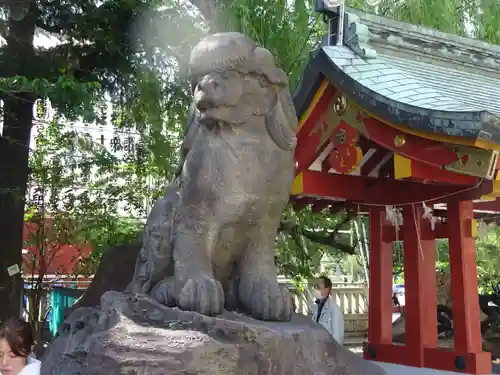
[292,54,324,120]
[295,48,500,146]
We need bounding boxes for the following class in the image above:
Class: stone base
[41,291,386,375]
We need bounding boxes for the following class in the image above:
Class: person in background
[311,275,345,345]
[0,317,40,375]
[393,292,401,313]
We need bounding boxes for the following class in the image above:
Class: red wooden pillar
[444,199,491,374]
[402,205,438,367]
[365,200,491,373]
[365,207,393,360]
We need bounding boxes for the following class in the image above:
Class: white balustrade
[331,284,368,315]
[278,277,369,333]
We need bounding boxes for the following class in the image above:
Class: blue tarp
[49,288,79,336]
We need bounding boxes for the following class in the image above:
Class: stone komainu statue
[127,32,298,321]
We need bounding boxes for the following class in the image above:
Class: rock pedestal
[42,291,386,375]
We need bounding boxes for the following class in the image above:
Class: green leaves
[27,115,146,279]
[216,0,324,90]
[475,224,500,293]
[349,0,500,43]
[19,0,500,290]
[277,206,355,279]
[0,75,101,122]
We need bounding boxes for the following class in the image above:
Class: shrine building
[292,3,500,375]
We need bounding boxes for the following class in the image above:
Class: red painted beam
[365,344,416,367]
[359,114,461,168]
[369,345,492,373]
[424,348,492,374]
[396,156,478,186]
[295,85,337,175]
[298,170,491,205]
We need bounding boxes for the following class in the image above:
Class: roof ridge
[345,7,500,73]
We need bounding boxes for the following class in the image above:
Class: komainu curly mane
[128,32,298,322]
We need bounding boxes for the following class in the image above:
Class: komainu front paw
[241,278,293,321]
[150,277,176,307]
[177,275,224,316]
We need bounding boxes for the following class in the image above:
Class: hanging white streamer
[421,202,438,231]
[385,206,403,230]
[386,206,403,242]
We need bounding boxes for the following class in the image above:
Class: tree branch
[300,229,355,254]
[279,209,356,255]
[35,20,64,35]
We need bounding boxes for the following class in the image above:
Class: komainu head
[188,32,298,151]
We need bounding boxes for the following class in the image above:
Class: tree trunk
[0,4,37,322]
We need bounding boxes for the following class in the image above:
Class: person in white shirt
[311,275,345,345]
[0,318,40,375]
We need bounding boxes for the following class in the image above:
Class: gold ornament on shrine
[333,93,347,116]
[394,134,406,148]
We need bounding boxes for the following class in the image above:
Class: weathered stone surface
[127,32,298,322]
[42,291,386,375]
[70,243,141,313]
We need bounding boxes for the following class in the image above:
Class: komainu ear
[265,87,298,151]
[253,47,289,85]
